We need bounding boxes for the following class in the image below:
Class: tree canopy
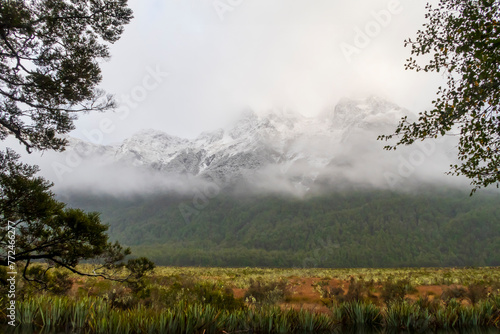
[0,1,154,289]
[67,190,500,268]
[379,0,500,192]
[0,0,133,152]
[0,148,153,287]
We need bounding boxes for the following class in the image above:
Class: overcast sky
[69,0,442,144]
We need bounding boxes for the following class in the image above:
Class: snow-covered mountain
[49,96,460,194]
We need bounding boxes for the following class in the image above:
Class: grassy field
[150,266,500,287]
[3,266,500,333]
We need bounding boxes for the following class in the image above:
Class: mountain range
[50,96,500,268]
[52,96,460,195]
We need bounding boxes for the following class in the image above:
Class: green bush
[244,278,289,306]
[147,276,245,311]
[381,278,415,305]
[21,265,73,296]
[465,283,488,305]
[191,281,245,311]
[415,294,441,313]
[77,277,114,297]
[327,277,374,304]
[441,286,467,306]
[104,286,139,310]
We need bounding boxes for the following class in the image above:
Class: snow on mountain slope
[108,96,400,181]
[49,96,457,194]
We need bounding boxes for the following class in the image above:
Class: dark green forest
[61,188,500,268]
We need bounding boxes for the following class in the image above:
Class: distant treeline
[62,187,500,268]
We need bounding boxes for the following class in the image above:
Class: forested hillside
[61,188,500,268]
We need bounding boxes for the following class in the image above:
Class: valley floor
[4,266,500,333]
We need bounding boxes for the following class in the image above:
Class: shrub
[22,265,73,295]
[441,286,466,306]
[317,285,344,308]
[104,286,138,310]
[319,285,344,299]
[337,277,375,304]
[465,283,488,305]
[79,278,114,297]
[381,279,415,305]
[191,281,245,311]
[147,276,245,311]
[415,294,441,313]
[244,278,289,306]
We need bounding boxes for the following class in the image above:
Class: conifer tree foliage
[380,0,500,192]
[0,149,154,286]
[0,1,154,287]
[0,0,133,152]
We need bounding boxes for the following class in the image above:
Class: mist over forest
[37,97,499,269]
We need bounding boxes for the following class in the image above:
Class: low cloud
[17,112,470,199]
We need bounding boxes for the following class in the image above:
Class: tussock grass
[5,295,500,333]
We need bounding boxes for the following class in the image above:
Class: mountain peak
[319,96,403,127]
[227,109,260,139]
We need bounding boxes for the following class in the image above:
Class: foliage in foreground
[0,0,133,152]
[2,294,500,333]
[380,0,500,191]
[0,149,154,290]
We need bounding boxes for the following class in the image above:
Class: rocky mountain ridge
[55,96,451,194]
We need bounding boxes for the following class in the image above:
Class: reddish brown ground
[413,285,445,299]
[232,288,246,299]
[69,275,462,311]
[283,277,329,313]
[68,278,85,297]
[230,277,456,312]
